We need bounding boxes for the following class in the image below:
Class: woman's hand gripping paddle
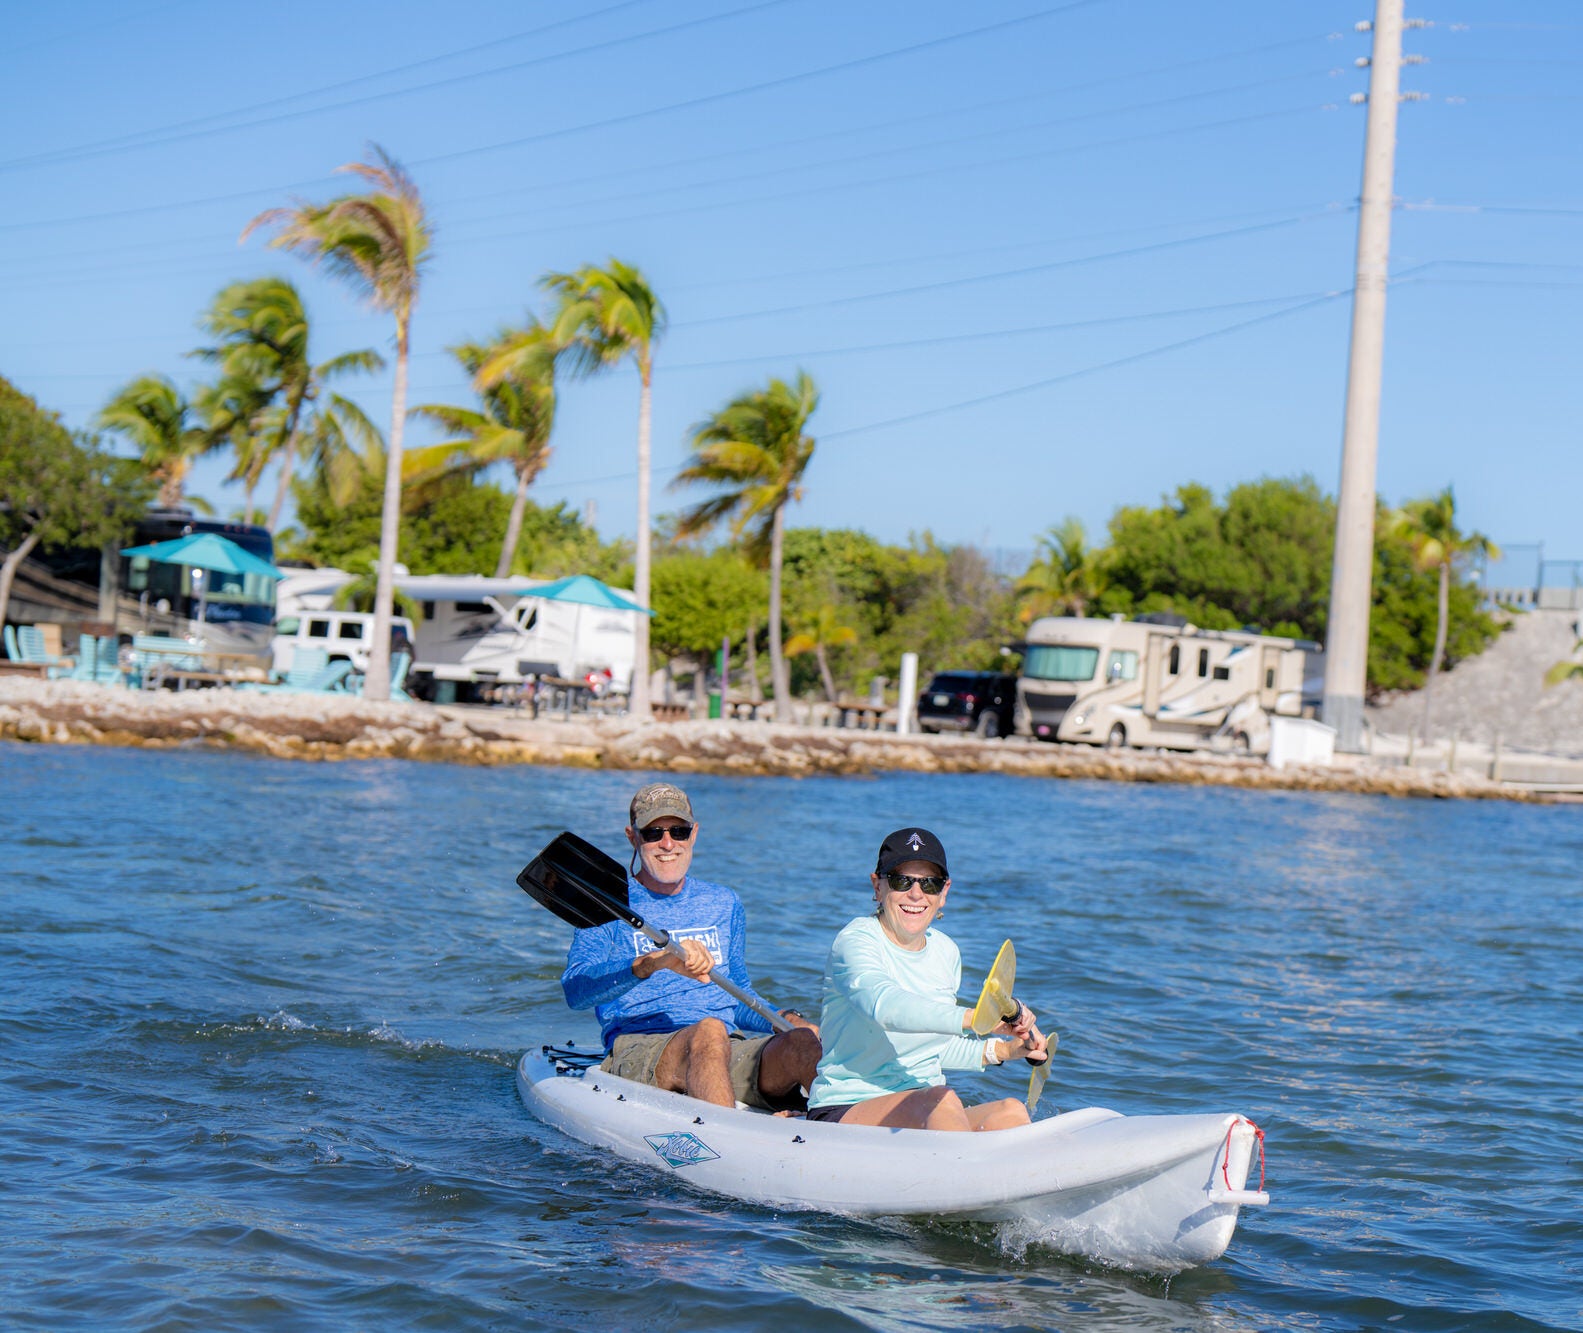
[517,831,792,1034]
[969,940,1057,1113]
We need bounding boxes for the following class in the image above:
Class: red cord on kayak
[1222,1117,1266,1193]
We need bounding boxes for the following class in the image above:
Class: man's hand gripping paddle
[969,940,1057,1113]
[517,831,791,1034]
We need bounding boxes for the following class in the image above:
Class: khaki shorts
[602,1029,804,1112]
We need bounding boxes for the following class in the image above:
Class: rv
[12,507,276,667]
[1016,615,1311,754]
[273,569,638,700]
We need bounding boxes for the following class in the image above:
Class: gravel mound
[1367,608,1583,758]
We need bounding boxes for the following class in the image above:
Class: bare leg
[651,1018,734,1107]
[834,1086,972,1131]
[963,1097,1030,1131]
[756,1027,821,1101]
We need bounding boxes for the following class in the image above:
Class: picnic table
[722,696,766,721]
[528,675,595,719]
[834,699,890,730]
[133,638,267,690]
[0,660,50,679]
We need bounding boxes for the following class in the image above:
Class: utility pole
[1323,0,1405,753]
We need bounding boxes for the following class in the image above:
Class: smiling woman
[803,826,1048,1131]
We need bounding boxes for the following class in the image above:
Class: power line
[446,103,1332,254]
[0,0,662,172]
[658,291,1344,369]
[436,29,1347,223]
[672,209,1339,329]
[515,291,1353,498]
[412,1,1110,169]
[0,23,1351,267]
[0,68,1338,282]
[818,290,1351,443]
[441,66,1338,236]
[9,0,200,57]
[0,1,1102,234]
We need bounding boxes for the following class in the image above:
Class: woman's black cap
[875,827,948,878]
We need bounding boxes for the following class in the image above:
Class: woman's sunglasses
[885,871,946,895]
[638,822,694,843]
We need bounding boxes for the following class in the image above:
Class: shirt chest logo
[634,926,722,965]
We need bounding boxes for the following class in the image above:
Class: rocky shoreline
[0,677,1549,802]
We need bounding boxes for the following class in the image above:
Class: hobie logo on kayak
[644,1132,720,1169]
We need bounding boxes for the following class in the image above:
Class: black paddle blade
[516,831,637,931]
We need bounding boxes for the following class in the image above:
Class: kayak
[516,1042,1269,1272]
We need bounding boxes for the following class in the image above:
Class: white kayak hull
[516,1045,1268,1271]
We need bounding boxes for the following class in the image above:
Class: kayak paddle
[968,939,1055,1112]
[517,831,791,1034]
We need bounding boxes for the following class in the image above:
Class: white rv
[1016,615,1311,753]
[272,569,639,700]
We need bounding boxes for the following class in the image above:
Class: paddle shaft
[634,919,792,1035]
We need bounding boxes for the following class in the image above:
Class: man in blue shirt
[561,782,821,1110]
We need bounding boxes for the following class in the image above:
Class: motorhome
[1016,615,1311,753]
[13,507,275,667]
[273,569,639,701]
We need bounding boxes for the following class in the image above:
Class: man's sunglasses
[885,871,946,895]
[638,823,694,843]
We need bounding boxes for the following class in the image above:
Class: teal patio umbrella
[120,532,284,626]
[528,574,651,615]
[120,532,284,581]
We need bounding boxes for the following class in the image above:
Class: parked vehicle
[1016,615,1312,754]
[272,569,638,702]
[271,609,417,675]
[14,506,275,667]
[916,671,1018,738]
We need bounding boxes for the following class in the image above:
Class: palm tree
[674,371,819,724]
[1016,518,1107,622]
[411,327,556,577]
[785,601,859,703]
[193,374,279,524]
[193,276,383,533]
[506,260,665,718]
[243,144,430,702]
[1389,486,1499,741]
[300,391,388,509]
[96,374,209,508]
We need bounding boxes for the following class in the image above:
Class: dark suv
[916,671,1017,738]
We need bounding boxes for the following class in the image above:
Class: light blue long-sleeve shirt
[560,874,775,1049]
[807,915,990,1109]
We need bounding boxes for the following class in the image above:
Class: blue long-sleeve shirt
[561,873,776,1048]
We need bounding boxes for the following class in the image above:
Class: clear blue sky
[3,1,1579,578]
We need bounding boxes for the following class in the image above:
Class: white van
[271,610,417,675]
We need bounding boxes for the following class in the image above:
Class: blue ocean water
[1,740,1579,1331]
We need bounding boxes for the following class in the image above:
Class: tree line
[1,144,1500,710]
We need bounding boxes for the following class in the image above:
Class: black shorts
[804,1103,850,1124]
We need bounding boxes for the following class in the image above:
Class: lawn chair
[15,625,72,674]
[129,634,204,688]
[236,646,333,692]
[3,626,18,661]
[344,651,414,702]
[67,636,127,686]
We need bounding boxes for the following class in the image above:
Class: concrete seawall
[1,678,1560,802]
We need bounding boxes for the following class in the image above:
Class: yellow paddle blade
[970,940,1017,1036]
[1026,1032,1058,1113]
